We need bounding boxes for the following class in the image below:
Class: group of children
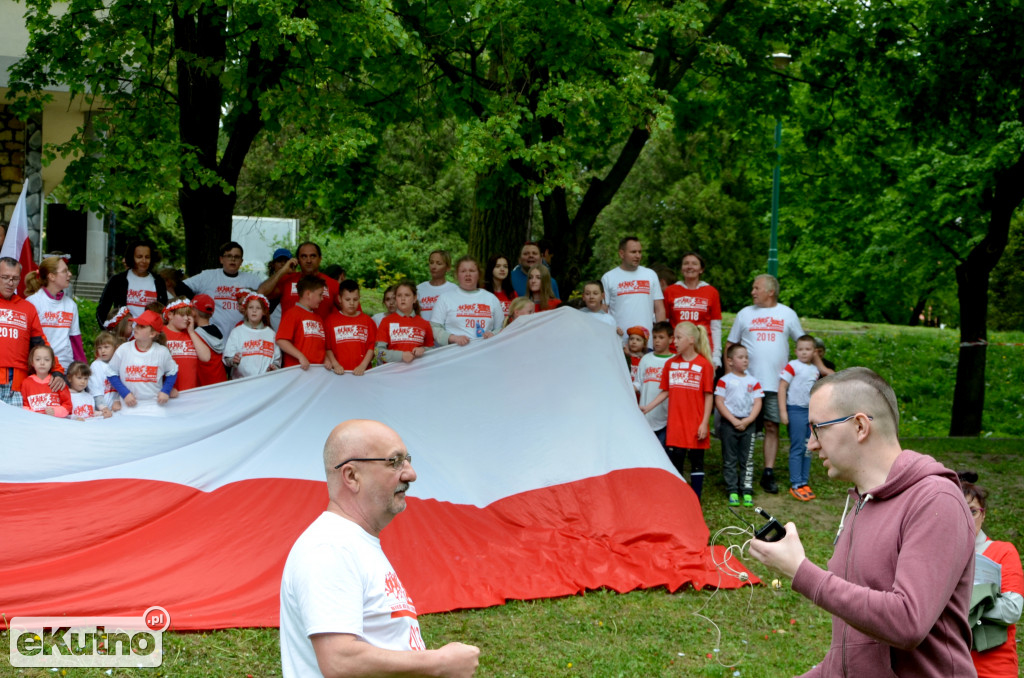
[630,321,831,506]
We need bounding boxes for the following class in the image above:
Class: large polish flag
[0,308,753,630]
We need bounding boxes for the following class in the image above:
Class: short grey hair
[755,273,779,297]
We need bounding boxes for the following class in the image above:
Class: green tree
[9,0,394,274]
[392,0,754,293]
[771,0,1024,434]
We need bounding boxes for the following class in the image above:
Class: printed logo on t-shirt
[215,285,242,311]
[383,570,418,620]
[242,339,275,358]
[749,316,785,334]
[420,295,439,311]
[673,296,709,311]
[301,319,325,339]
[123,364,160,382]
[166,340,197,358]
[615,280,651,296]
[73,403,95,418]
[126,288,157,309]
[332,324,369,343]
[389,325,425,344]
[27,392,58,410]
[668,363,702,389]
[455,303,494,319]
[0,308,29,330]
[39,310,75,328]
[642,365,663,383]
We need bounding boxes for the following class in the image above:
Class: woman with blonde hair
[26,255,87,367]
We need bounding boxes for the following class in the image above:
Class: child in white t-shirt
[106,310,178,411]
[224,291,282,379]
[634,322,673,446]
[779,335,834,501]
[714,345,764,507]
[67,361,112,419]
[88,330,122,412]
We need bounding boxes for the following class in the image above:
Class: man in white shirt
[280,420,480,678]
[180,241,265,338]
[726,274,804,494]
[600,237,666,344]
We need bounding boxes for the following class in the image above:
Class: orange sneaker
[789,487,810,502]
[801,485,816,500]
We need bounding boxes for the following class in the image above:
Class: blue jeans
[787,405,811,488]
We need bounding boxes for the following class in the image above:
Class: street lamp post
[768,52,791,278]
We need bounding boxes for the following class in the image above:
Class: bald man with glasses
[749,368,976,677]
[280,419,479,678]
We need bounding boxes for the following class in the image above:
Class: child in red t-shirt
[625,326,648,385]
[376,280,434,364]
[641,321,715,500]
[163,298,210,392]
[324,280,376,376]
[276,276,327,369]
[21,344,72,418]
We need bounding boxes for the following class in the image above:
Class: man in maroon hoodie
[750,367,976,677]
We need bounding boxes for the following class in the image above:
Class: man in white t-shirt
[280,420,480,678]
[180,241,265,338]
[600,236,666,344]
[725,274,804,494]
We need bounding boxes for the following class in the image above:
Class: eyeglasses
[810,414,873,441]
[0,275,19,284]
[221,254,243,261]
[334,454,412,471]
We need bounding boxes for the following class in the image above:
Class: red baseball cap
[133,310,165,333]
[193,294,216,315]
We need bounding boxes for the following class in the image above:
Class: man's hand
[157,392,169,405]
[780,410,789,426]
[435,642,480,678]
[123,393,138,407]
[449,335,470,346]
[49,373,66,392]
[748,522,806,579]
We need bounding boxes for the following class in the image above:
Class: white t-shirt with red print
[600,265,664,344]
[280,513,424,677]
[726,303,804,392]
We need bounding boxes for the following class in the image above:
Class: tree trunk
[468,173,532,264]
[949,155,1023,435]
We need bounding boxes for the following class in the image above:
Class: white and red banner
[0,308,753,630]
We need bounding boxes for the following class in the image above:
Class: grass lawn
[3,438,1020,677]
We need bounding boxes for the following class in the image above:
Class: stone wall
[0,104,43,251]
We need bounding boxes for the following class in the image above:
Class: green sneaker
[742,494,754,508]
[728,493,741,507]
